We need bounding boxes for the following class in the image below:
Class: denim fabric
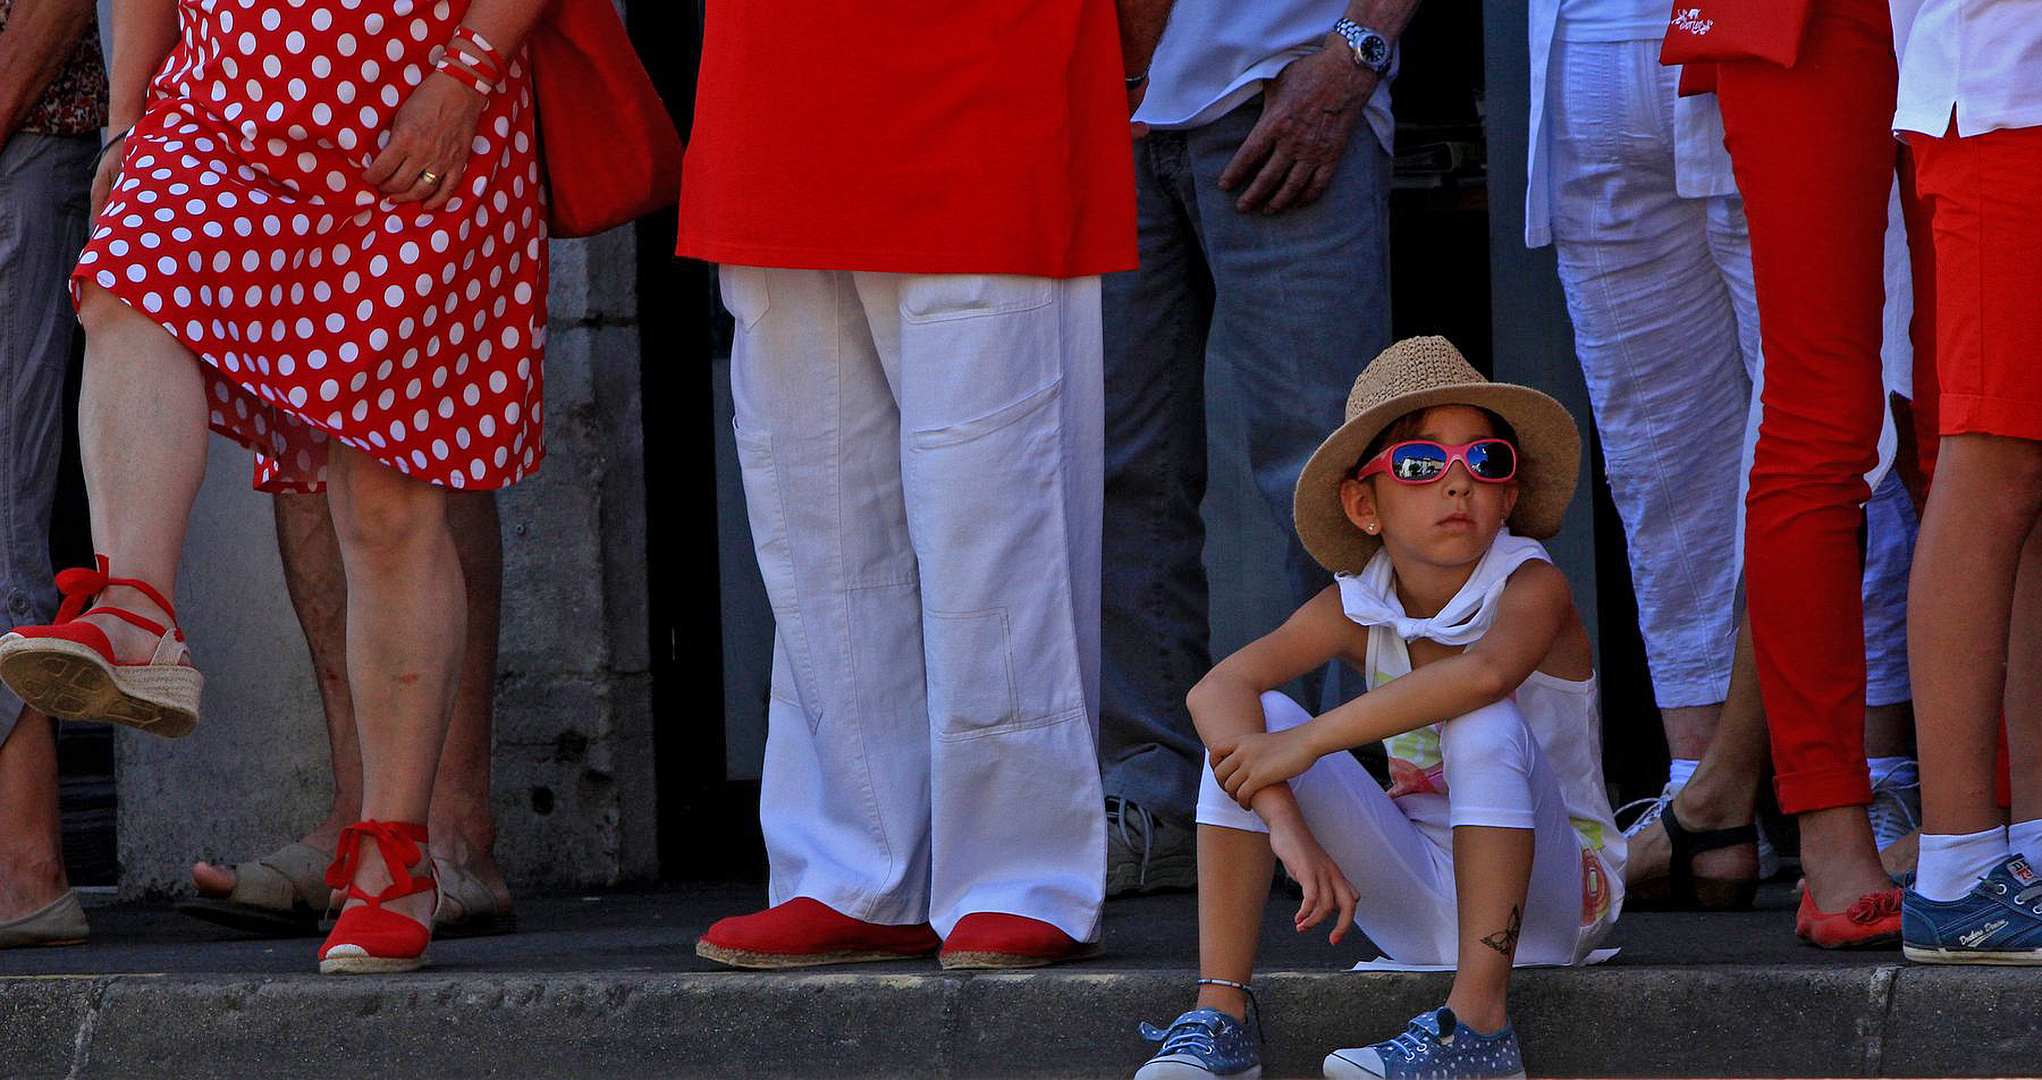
[0,134,94,744]
[1099,95,1391,822]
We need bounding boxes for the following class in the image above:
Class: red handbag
[527,0,685,239]
[1658,0,1815,68]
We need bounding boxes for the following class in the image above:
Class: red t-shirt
[677,2,1138,279]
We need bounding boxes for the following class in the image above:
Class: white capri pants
[1197,692,1607,966]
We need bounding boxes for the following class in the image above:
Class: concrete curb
[6,963,2038,1078]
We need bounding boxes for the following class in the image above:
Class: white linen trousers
[1542,37,1913,708]
[723,266,1107,942]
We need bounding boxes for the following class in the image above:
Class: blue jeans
[0,134,94,744]
[1099,96,1391,821]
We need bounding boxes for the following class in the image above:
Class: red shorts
[1907,122,2042,443]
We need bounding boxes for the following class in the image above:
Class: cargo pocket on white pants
[732,419,822,729]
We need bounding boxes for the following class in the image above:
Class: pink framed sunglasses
[1354,438,1519,485]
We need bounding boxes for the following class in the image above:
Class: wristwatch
[1333,18,1392,77]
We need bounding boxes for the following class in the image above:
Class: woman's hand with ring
[364,71,488,210]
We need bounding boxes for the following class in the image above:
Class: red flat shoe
[939,912,1101,970]
[0,556,202,738]
[318,821,436,974]
[695,897,939,969]
[1797,886,1902,949]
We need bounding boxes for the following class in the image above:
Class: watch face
[1360,35,1389,68]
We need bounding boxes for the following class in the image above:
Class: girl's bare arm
[107,0,178,131]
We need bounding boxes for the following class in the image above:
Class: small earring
[1364,524,1378,534]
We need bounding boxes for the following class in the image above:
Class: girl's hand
[1210,727,1318,807]
[364,72,487,211]
[1268,816,1359,944]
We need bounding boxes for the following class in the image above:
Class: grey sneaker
[1323,1008,1524,1079]
[1135,1008,1261,1079]
[1107,796,1196,897]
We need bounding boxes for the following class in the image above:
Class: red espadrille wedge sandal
[0,556,202,738]
[318,820,436,975]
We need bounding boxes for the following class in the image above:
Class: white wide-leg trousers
[724,266,1107,942]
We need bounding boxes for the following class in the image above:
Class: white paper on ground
[1348,948,1619,973]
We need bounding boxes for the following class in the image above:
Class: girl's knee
[1438,698,1533,775]
[1258,690,1311,733]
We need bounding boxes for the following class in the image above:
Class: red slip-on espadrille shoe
[1797,885,1902,949]
[318,821,436,975]
[938,912,1101,970]
[695,897,940,969]
[0,556,202,738]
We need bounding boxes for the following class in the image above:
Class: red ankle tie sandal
[318,820,436,975]
[0,555,202,738]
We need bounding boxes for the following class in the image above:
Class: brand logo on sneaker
[2012,858,2036,884]
[1960,920,2009,948]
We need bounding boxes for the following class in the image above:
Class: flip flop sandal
[433,857,517,938]
[175,840,332,937]
[1626,803,1761,911]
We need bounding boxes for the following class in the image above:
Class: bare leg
[194,490,503,906]
[1907,435,2042,842]
[2005,518,2042,828]
[1660,704,1722,763]
[1863,703,1915,759]
[0,709,67,920]
[323,445,466,928]
[1442,825,1533,1036]
[1189,824,1277,1022]
[1628,613,1766,886]
[426,491,506,907]
[71,285,209,658]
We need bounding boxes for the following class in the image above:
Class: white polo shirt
[1892,0,2042,137]
[1133,0,1396,153]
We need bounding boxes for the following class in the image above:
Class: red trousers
[1714,0,1898,815]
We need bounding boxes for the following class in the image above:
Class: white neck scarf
[1338,529,1551,680]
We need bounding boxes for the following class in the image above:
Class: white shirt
[1892,0,2042,137]
[1134,0,1396,154]
[1523,0,1737,248]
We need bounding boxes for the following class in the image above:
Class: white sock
[1916,826,2010,902]
[1866,756,1917,788]
[1666,758,1700,792]
[2010,820,2042,864]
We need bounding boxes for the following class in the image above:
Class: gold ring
[419,170,442,186]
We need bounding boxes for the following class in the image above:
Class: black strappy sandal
[1628,803,1760,911]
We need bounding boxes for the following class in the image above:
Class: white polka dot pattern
[70,0,547,494]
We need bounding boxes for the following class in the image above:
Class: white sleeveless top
[1337,531,1626,932]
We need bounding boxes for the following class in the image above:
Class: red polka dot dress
[72,0,547,493]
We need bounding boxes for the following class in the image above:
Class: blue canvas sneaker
[1902,854,2042,964]
[1134,1008,1261,1079]
[1322,1007,1525,1079]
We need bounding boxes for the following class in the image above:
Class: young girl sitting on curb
[1133,337,1623,1080]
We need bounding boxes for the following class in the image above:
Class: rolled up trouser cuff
[1774,763,1873,817]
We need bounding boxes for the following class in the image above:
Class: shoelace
[324,821,426,896]
[1614,787,1675,840]
[1383,1021,1442,1061]
[1867,769,1921,843]
[1139,1014,1221,1057]
[1998,880,2042,914]
[1845,889,1902,925]
[1107,795,1156,890]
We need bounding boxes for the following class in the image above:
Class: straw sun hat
[1292,336,1581,576]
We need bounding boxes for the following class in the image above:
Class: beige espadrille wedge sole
[0,556,202,738]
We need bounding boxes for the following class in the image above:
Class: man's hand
[1217,43,1375,215]
[1210,726,1319,807]
[1268,815,1360,943]
[88,135,124,219]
